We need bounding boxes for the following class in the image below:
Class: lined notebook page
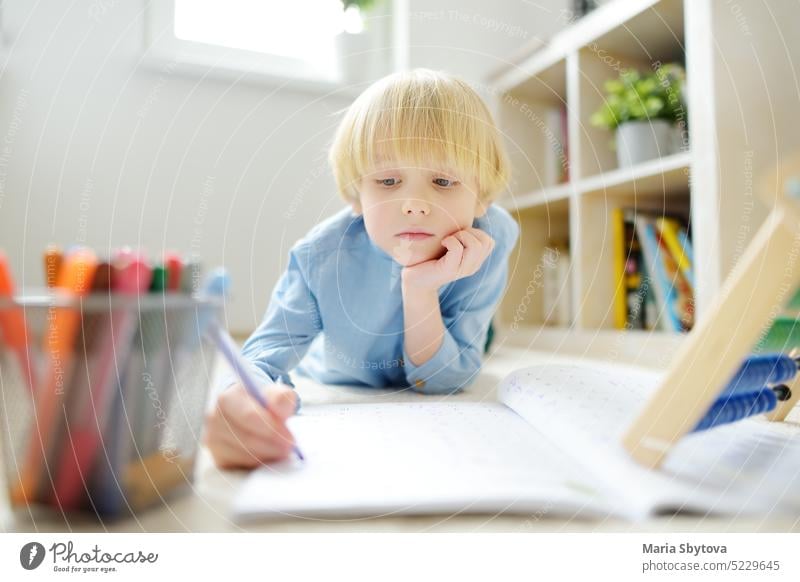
[233,402,614,521]
[498,363,659,447]
[499,364,800,517]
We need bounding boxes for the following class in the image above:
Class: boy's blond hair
[329,68,510,203]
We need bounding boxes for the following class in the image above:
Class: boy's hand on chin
[401,227,495,292]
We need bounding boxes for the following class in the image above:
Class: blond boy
[205,69,519,468]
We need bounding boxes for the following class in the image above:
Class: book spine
[678,227,694,265]
[559,105,569,183]
[658,217,694,288]
[655,234,694,331]
[612,208,627,329]
[634,215,681,331]
[641,263,658,331]
[544,109,561,187]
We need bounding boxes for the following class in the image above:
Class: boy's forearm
[401,278,445,366]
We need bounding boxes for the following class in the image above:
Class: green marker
[149,264,168,292]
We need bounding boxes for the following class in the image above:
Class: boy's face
[350,160,487,267]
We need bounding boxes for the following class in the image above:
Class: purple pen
[203,269,305,462]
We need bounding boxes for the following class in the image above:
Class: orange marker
[0,252,37,394]
[43,245,63,288]
[10,248,98,506]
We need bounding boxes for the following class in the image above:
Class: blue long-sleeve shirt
[222,203,519,412]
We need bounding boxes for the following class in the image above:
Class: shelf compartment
[575,0,687,180]
[504,59,567,106]
[490,0,684,96]
[497,92,571,196]
[589,0,685,63]
[575,46,687,179]
[498,199,572,330]
[490,43,567,102]
[573,186,690,331]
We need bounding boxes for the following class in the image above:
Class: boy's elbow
[409,362,482,395]
[405,341,485,394]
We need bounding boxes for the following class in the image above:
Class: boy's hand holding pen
[200,269,303,469]
[203,382,299,469]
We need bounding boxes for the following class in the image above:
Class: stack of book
[612,209,694,332]
[542,106,570,186]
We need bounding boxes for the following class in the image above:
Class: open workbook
[232,363,800,522]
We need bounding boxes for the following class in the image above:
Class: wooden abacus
[623,158,800,468]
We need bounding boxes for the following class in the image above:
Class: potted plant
[590,63,687,168]
[335,0,387,84]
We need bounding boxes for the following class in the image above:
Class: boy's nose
[401,197,431,216]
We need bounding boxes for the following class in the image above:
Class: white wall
[409,0,566,87]
[0,0,566,333]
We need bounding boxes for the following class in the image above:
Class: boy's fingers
[264,386,297,419]
[455,230,481,250]
[213,433,261,468]
[237,430,293,463]
[454,231,485,275]
[237,402,296,445]
[219,385,295,443]
[468,228,495,249]
[221,403,296,459]
[213,431,290,468]
[209,385,296,469]
[219,384,268,425]
[441,236,464,272]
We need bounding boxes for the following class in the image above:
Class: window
[146,0,397,87]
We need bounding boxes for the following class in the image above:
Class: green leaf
[645,96,664,115]
[593,62,686,128]
[342,0,378,11]
[621,69,640,85]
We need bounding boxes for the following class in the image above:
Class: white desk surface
[3,346,799,532]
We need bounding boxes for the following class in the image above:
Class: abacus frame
[623,176,800,468]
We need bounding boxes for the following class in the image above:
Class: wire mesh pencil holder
[0,292,222,518]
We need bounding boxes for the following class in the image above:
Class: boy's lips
[395,231,434,241]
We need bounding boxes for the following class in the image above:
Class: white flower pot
[615,119,675,168]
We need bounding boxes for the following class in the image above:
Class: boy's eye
[377,178,399,187]
[434,178,458,187]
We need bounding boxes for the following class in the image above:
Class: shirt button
[415,379,426,388]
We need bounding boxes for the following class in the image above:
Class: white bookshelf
[487,0,800,363]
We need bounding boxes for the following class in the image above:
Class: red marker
[164,251,183,292]
[51,251,151,509]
